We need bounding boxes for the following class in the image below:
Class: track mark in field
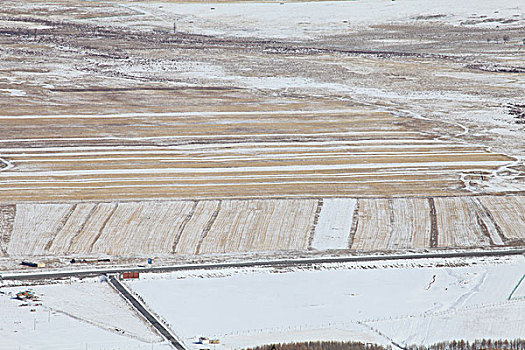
[195,201,222,255]
[448,270,488,310]
[88,203,118,253]
[44,204,76,252]
[0,205,15,256]
[428,198,438,248]
[473,198,507,245]
[171,200,198,253]
[425,275,437,290]
[348,199,360,248]
[387,198,395,235]
[471,198,502,246]
[0,157,13,172]
[355,321,404,350]
[308,199,324,250]
[475,212,494,246]
[66,203,98,254]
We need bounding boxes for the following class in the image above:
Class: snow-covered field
[127,256,525,349]
[0,278,170,349]
[123,0,524,39]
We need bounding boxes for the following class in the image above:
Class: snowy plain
[126,0,524,39]
[0,278,170,350]
[127,256,525,349]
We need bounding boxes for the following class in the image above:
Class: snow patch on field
[0,89,26,97]
[312,198,356,250]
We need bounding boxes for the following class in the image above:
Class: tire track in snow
[195,201,221,255]
[447,269,488,311]
[472,198,507,245]
[66,204,98,255]
[171,200,198,253]
[0,157,13,172]
[88,203,119,253]
[44,203,76,252]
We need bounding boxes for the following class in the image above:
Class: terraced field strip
[0,110,514,201]
[7,203,72,256]
[352,199,392,251]
[3,196,524,258]
[198,199,317,254]
[389,198,431,250]
[434,197,491,248]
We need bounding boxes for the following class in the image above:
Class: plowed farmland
[0,0,524,264]
[1,2,525,350]
[0,110,514,202]
[1,196,524,259]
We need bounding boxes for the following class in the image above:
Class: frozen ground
[0,1,524,347]
[0,278,170,350]
[1,0,524,199]
[124,0,524,39]
[127,255,525,349]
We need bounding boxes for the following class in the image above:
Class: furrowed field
[1,196,524,259]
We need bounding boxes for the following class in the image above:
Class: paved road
[109,276,187,350]
[3,248,524,281]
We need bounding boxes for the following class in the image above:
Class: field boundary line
[44,204,76,252]
[508,274,525,300]
[308,199,324,249]
[475,198,508,244]
[0,109,365,120]
[66,203,97,255]
[428,198,438,248]
[348,199,360,249]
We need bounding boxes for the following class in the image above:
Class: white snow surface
[312,198,356,250]
[128,0,524,39]
[0,278,169,349]
[128,256,525,349]
[1,89,27,97]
